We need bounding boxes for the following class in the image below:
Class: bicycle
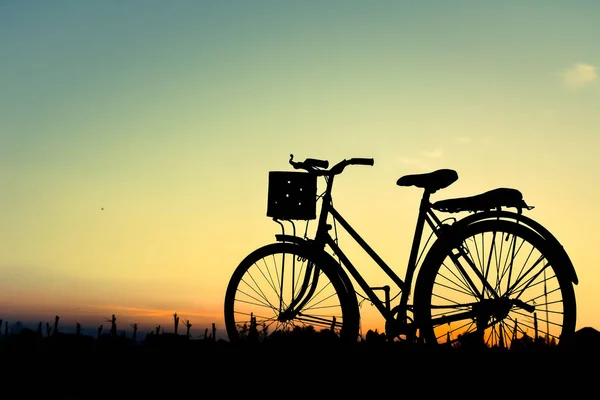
[224,154,578,347]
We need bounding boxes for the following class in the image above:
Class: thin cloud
[537,108,557,122]
[398,157,431,172]
[422,148,443,158]
[563,63,597,88]
[455,136,472,144]
[398,157,421,165]
[398,148,442,171]
[87,304,210,319]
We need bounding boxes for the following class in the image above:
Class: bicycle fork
[277,257,342,330]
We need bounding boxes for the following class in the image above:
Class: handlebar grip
[350,158,374,166]
[305,158,329,169]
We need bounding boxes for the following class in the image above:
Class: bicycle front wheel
[224,242,360,344]
[414,220,576,349]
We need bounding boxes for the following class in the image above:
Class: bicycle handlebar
[289,154,374,175]
[304,157,329,169]
[349,157,375,166]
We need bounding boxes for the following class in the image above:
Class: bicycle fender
[437,211,578,285]
[275,234,306,245]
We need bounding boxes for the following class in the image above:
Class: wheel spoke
[414,219,576,348]
[225,243,359,343]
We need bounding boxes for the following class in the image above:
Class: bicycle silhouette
[224,155,578,347]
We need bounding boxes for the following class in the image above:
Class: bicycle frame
[222,155,577,345]
[280,171,526,338]
[289,171,453,331]
[261,154,581,345]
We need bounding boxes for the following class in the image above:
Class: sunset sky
[1,0,599,339]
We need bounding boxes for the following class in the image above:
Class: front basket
[266,171,317,220]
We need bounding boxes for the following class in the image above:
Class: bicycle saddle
[396,169,458,193]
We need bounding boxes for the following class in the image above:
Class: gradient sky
[1,0,599,339]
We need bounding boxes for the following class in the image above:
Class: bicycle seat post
[398,189,432,311]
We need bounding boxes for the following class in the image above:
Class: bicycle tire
[224,242,360,344]
[413,219,576,348]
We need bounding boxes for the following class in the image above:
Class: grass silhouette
[1,315,598,397]
[2,313,598,356]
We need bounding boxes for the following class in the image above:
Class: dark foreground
[2,331,598,397]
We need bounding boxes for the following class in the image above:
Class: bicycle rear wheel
[414,219,576,349]
[224,242,360,344]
